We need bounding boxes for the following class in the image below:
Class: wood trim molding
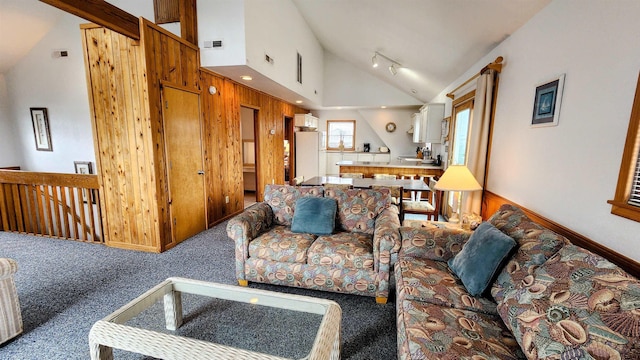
[40,0,140,39]
[483,191,640,278]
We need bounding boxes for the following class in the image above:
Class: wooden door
[162,86,206,243]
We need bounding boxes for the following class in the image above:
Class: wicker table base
[89,277,342,360]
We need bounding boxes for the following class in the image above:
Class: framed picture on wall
[531,74,565,127]
[30,107,53,151]
[74,161,95,203]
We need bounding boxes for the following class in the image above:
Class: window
[326,120,355,151]
[609,72,640,222]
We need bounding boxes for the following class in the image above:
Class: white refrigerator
[295,131,326,180]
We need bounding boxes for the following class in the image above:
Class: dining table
[301,176,432,192]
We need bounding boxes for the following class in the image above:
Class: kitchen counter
[337,160,443,178]
[336,160,442,170]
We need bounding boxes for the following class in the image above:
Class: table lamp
[433,165,482,224]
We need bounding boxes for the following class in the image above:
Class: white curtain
[462,69,495,215]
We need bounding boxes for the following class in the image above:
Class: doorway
[241,106,258,207]
[161,85,207,243]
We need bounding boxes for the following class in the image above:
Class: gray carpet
[0,220,397,359]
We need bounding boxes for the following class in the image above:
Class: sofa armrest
[0,258,18,279]
[226,203,274,281]
[373,208,401,272]
[399,227,471,262]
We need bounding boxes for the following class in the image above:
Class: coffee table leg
[163,290,183,331]
[89,341,113,360]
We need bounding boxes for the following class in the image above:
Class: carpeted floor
[0,220,397,359]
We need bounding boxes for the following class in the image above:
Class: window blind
[629,149,640,207]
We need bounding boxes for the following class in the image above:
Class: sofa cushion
[395,257,498,315]
[308,232,374,270]
[448,222,517,297]
[396,298,524,360]
[488,204,570,303]
[398,226,470,262]
[263,185,324,226]
[249,225,316,263]
[291,197,337,235]
[325,188,391,234]
[497,244,640,360]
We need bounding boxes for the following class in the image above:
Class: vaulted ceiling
[0,0,551,104]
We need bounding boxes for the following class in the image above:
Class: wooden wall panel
[82,25,158,251]
[199,69,306,225]
[82,20,199,252]
[140,19,200,251]
[483,191,640,278]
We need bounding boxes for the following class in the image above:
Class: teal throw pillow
[448,222,517,297]
[291,197,337,235]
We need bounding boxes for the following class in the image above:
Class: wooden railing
[0,170,103,243]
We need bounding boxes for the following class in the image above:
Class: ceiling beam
[39,0,140,40]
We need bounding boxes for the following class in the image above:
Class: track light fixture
[388,64,397,75]
[372,51,401,75]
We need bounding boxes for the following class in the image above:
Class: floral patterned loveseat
[395,204,640,359]
[226,184,401,303]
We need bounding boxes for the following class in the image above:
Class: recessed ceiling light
[381,106,387,109]
[295,100,303,104]
[241,75,252,81]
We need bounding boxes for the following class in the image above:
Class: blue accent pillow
[448,222,517,296]
[291,197,337,235]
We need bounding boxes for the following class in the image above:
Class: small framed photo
[74,161,95,203]
[30,107,53,151]
[531,74,565,127]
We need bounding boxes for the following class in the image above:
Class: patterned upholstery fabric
[227,186,400,301]
[263,185,323,226]
[326,188,391,234]
[308,232,374,270]
[395,257,499,315]
[399,226,471,262]
[396,298,524,360]
[496,244,640,360]
[0,258,22,344]
[488,204,570,303]
[248,226,316,263]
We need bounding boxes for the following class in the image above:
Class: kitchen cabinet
[358,153,374,162]
[413,103,444,144]
[295,113,318,128]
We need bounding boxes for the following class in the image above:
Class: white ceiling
[0,0,551,106]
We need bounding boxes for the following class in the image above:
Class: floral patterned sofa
[226,184,401,303]
[396,204,640,360]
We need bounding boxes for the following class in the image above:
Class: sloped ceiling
[0,0,551,107]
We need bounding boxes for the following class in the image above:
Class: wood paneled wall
[199,69,306,226]
[81,19,199,252]
[482,191,640,278]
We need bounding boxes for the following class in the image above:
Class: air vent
[265,54,274,64]
[203,40,223,49]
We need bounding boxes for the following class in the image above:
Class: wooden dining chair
[403,178,440,221]
[373,173,396,180]
[341,173,364,179]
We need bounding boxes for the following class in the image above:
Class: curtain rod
[446,56,503,100]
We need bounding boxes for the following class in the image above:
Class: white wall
[197,0,246,66]
[323,52,423,108]
[244,0,324,104]
[0,74,21,167]
[315,108,419,157]
[431,0,640,262]
[5,15,92,173]
[2,1,171,173]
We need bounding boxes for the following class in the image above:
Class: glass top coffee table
[89,277,342,360]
